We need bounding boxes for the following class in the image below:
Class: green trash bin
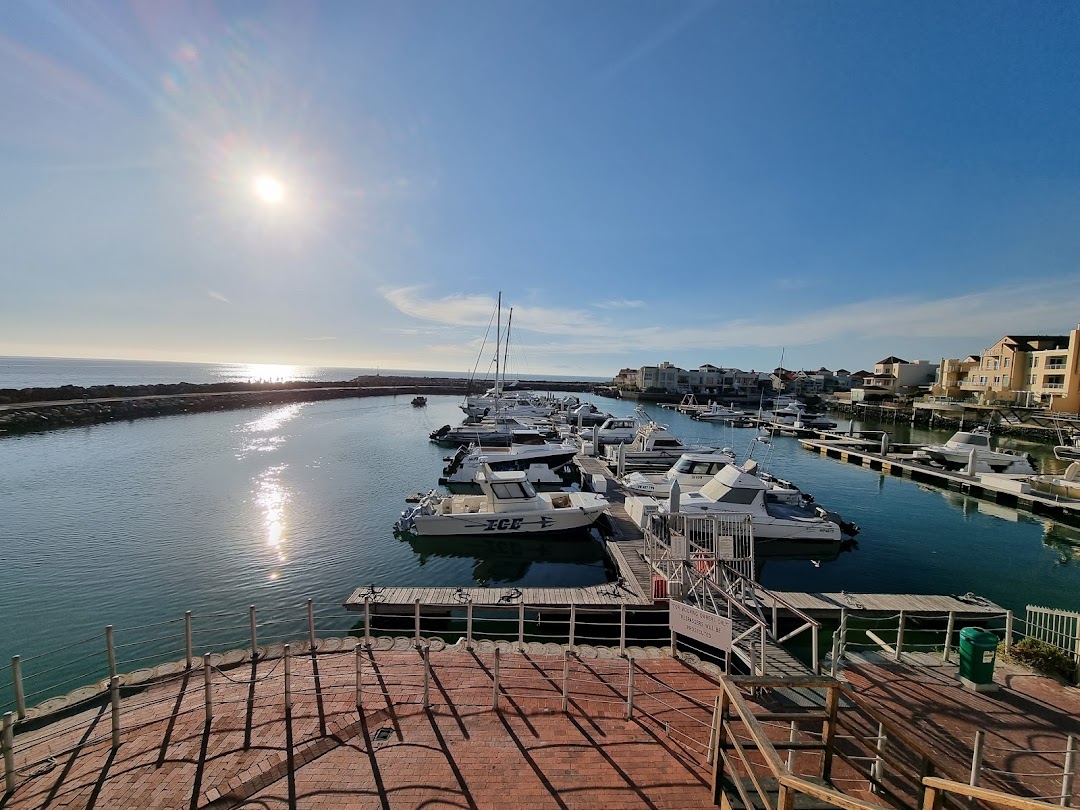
[958,627,999,687]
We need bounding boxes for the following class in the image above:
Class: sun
[253,174,285,205]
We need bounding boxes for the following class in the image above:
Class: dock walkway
[765,591,1005,618]
[800,438,1080,521]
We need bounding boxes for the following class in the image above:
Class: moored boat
[620,450,736,497]
[394,465,609,537]
[914,428,1037,474]
[411,396,427,407]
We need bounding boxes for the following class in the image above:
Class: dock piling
[569,605,577,651]
[423,646,431,710]
[625,657,635,720]
[943,612,956,662]
[466,600,474,650]
[561,649,570,713]
[619,605,627,655]
[307,599,316,651]
[895,610,906,660]
[517,603,525,650]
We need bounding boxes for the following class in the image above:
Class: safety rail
[828,606,1080,685]
[922,777,1068,810]
[710,675,990,810]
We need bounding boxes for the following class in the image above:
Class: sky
[1,1,1079,379]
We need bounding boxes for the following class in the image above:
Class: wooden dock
[800,438,1080,521]
[764,591,1005,618]
[343,581,652,609]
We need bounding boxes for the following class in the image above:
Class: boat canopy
[947,431,991,447]
[698,465,766,504]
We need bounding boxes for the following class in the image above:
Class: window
[1003,357,1009,368]
[1003,375,1009,386]
[993,376,1000,385]
[1033,358,1040,368]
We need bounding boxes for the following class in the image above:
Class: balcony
[1046,362,1067,370]
[1041,382,1065,390]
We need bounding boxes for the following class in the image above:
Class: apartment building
[932,328,1080,412]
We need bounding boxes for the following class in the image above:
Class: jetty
[800,437,1080,521]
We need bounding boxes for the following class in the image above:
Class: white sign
[669,600,733,652]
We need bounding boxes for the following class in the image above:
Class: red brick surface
[3,648,720,809]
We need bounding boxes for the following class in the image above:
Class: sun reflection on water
[255,464,290,582]
[236,404,305,458]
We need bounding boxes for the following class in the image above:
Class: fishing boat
[1054,435,1080,462]
[693,403,746,422]
[411,396,427,407]
[665,461,859,543]
[394,465,609,536]
[914,428,1037,474]
[620,450,737,497]
[439,439,579,486]
[601,419,720,469]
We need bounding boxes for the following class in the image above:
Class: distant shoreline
[0,375,601,435]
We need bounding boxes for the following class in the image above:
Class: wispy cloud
[207,289,230,304]
[303,335,337,342]
[594,1,714,86]
[596,299,646,309]
[383,277,1080,358]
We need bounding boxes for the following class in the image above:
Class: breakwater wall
[0,376,598,435]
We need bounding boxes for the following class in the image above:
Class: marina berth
[914,427,1037,474]
[428,417,559,447]
[588,415,640,445]
[394,464,609,536]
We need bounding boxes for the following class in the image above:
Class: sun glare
[253,174,285,204]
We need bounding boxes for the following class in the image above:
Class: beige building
[932,328,1080,413]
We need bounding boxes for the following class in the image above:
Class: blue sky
[2,1,1079,378]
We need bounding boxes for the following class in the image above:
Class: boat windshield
[951,433,990,447]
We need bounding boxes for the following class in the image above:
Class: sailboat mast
[495,291,502,396]
[503,308,513,388]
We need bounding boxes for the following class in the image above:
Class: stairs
[717,775,837,810]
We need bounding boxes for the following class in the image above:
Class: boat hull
[407,505,607,536]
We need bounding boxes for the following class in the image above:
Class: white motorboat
[1054,435,1080,462]
[429,419,557,447]
[461,392,557,419]
[588,416,640,445]
[564,401,612,427]
[620,451,736,497]
[767,406,837,430]
[914,428,1037,474]
[394,466,609,536]
[665,462,858,543]
[439,440,579,486]
[694,403,746,422]
[601,420,721,468]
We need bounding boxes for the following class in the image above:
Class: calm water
[2,392,1079,710]
[0,356,603,389]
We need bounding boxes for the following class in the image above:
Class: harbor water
[2,390,1079,710]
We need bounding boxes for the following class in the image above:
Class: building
[855,357,938,396]
[933,329,1080,412]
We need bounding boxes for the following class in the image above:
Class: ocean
[1,375,1078,711]
[0,355,606,390]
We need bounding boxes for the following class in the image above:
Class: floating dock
[800,438,1080,521]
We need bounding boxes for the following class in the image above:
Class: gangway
[643,512,822,677]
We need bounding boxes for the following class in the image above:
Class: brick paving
[2,645,722,810]
[842,654,1080,802]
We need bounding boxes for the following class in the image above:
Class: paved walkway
[3,647,720,810]
[842,652,1080,802]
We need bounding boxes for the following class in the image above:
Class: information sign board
[669,600,733,652]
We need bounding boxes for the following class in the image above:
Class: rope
[210,657,283,684]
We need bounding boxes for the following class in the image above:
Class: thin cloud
[596,299,646,309]
[594,2,714,86]
[207,289,230,304]
[386,277,1080,359]
[303,336,337,342]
